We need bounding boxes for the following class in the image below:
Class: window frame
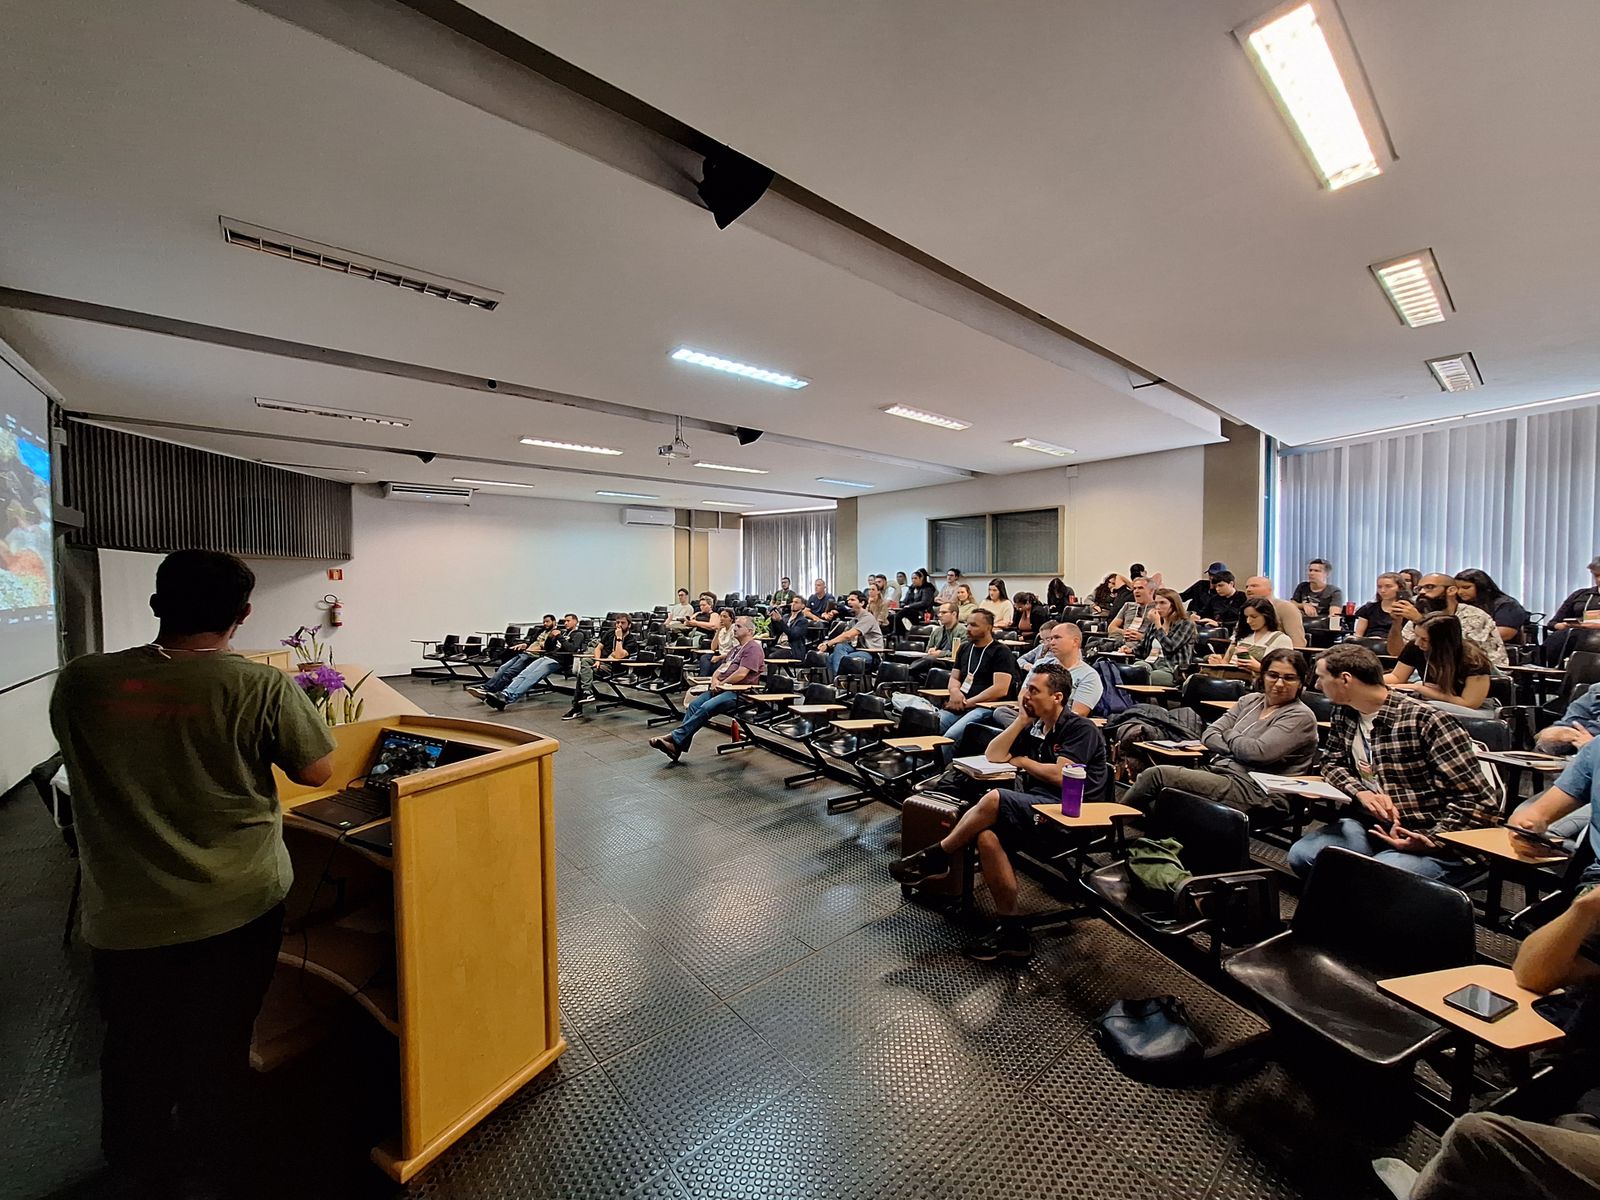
[925,505,1063,576]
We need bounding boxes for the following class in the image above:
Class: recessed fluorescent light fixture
[694,461,769,474]
[520,437,623,456]
[700,500,750,508]
[1370,250,1453,327]
[1009,438,1076,458]
[1424,353,1481,394]
[254,397,411,427]
[595,490,659,499]
[740,505,837,516]
[453,477,536,489]
[670,346,808,389]
[881,404,971,431]
[816,477,874,488]
[260,460,369,475]
[1235,1,1389,191]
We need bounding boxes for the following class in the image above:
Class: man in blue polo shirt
[1512,736,1600,888]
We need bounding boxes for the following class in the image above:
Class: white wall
[100,488,677,676]
[855,447,1207,597]
[0,675,57,794]
[706,528,742,596]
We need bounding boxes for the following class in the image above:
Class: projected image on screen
[0,414,52,619]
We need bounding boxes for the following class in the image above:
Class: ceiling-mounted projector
[658,416,691,461]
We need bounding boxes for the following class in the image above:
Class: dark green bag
[1126,837,1190,899]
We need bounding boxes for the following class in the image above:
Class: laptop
[346,820,393,856]
[294,729,449,831]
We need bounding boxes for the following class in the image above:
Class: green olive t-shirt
[49,648,337,950]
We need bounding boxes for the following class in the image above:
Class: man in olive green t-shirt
[50,550,335,1194]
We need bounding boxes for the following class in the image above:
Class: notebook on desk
[294,730,449,831]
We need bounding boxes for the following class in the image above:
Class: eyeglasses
[1263,673,1300,683]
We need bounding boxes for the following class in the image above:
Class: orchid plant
[281,625,370,725]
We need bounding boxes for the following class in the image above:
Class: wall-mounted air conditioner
[383,482,473,505]
[620,506,674,527]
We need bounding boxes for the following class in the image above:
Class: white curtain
[741,511,836,595]
[1276,406,1600,618]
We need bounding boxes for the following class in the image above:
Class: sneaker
[467,685,489,699]
[648,736,681,763]
[485,692,508,711]
[963,923,1032,963]
[888,847,951,885]
[561,708,582,721]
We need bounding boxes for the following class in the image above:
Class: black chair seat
[1224,937,1449,1067]
[1082,864,1212,941]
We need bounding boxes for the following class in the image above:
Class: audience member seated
[983,579,1014,630]
[906,601,966,684]
[1286,644,1499,884]
[1129,562,1163,588]
[1397,568,1423,595]
[1123,648,1318,815]
[1538,681,1600,756]
[1046,577,1075,611]
[1092,572,1133,615]
[476,614,578,709]
[1387,572,1509,670]
[954,583,978,623]
[1542,555,1600,666]
[769,594,816,662]
[648,615,764,762]
[1011,591,1043,640]
[889,664,1107,962]
[470,614,558,700]
[1179,561,1230,607]
[865,581,892,628]
[888,571,907,604]
[934,609,1017,752]
[895,568,938,633]
[1242,576,1307,648]
[1453,567,1530,645]
[804,578,840,621]
[1190,569,1245,630]
[1131,588,1198,685]
[698,609,736,676]
[665,589,695,631]
[564,614,639,721]
[1291,557,1344,625]
[1512,738,1600,892]
[1102,576,1156,650]
[1383,612,1492,719]
[1374,874,1600,1198]
[1352,571,1408,640]
[819,590,885,675]
[936,568,963,606]
[684,596,720,642]
[995,621,1102,721]
[767,577,797,610]
[1207,598,1291,676]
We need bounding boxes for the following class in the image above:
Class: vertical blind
[740,511,836,594]
[929,516,987,575]
[1276,406,1600,618]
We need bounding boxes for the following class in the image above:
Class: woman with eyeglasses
[1123,648,1319,814]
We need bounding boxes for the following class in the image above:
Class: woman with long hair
[1352,572,1408,641]
[1453,568,1530,645]
[1134,587,1198,685]
[985,578,1014,629]
[1092,572,1131,614]
[896,567,938,633]
[1207,597,1291,676]
[865,581,891,628]
[1385,611,1491,716]
[954,583,977,622]
[1011,591,1041,639]
[1046,577,1074,611]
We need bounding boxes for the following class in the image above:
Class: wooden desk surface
[1135,741,1203,758]
[1201,699,1239,711]
[1506,664,1566,676]
[1378,965,1565,1052]
[918,688,951,698]
[790,704,846,714]
[883,735,954,751]
[1033,801,1142,830]
[749,692,798,702]
[1438,826,1569,866]
[1477,750,1569,774]
[1123,684,1176,696]
[831,718,896,730]
[766,658,800,665]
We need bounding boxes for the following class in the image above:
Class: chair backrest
[1569,628,1600,660]
[1292,847,1477,977]
[1556,652,1600,710]
[849,693,888,720]
[438,634,461,653]
[763,673,797,694]
[925,667,951,690]
[801,683,840,706]
[1486,675,1516,707]
[1180,674,1247,708]
[896,706,943,738]
[1114,660,1151,686]
[951,722,1002,758]
[1452,712,1511,751]
[1148,788,1252,877]
[461,635,483,652]
[503,624,522,642]
[657,654,684,684]
[484,636,506,657]
[875,662,910,688]
[1301,690,1335,723]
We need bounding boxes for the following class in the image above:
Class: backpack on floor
[1093,658,1135,716]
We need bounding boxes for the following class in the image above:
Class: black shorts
[993,788,1046,851]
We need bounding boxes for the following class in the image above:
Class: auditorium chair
[841,706,946,812]
[872,661,911,698]
[1179,674,1248,710]
[1223,848,1476,1077]
[1537,651,1600,731]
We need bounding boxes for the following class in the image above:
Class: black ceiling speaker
[696,146,775,229]
[734,427,764,445]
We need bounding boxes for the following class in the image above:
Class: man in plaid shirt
[1288,644,1499,885]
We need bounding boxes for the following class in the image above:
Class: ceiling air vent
[220,217,503,311]
[383,482,473,505]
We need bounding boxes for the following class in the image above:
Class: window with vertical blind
[740,510,836,594]
[927,509,1061,575]
[1275,405,1600,619]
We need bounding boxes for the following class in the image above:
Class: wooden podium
[267,712,563,1182]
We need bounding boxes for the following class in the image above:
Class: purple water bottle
[1061,764,1086,818]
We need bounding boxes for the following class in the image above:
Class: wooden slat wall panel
[64,422,352,559]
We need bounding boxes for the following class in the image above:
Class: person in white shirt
[994,621,1103,720]
[984,579,1014,630]
[888,572,907,604]
[1386,572,1508,671]
[820,590,885,676]
[1207,597,1292,676]
[936,568,962,606]
[665,588,694,630]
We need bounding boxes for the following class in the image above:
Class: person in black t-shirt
[1191,570,1245,629]
[935,609,1018,759]
[1352,571,1407,641]
[891,664,1106,963]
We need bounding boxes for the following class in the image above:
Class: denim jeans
[485,652,535,692]
[827,645,873,677]
[502,655,561,701]
[1287,817,1483,886]
[670,688,741,751]
[937,704,995,761]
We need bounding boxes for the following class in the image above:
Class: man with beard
[1386,572,1507,670]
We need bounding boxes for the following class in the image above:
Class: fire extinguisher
[324,593,344,628]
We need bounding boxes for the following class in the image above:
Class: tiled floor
[0,677,1443,1199]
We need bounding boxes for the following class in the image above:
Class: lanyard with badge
[961,644,988,695]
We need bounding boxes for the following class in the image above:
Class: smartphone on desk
[1443,984,1517,1023]
[1505,824,1569,851]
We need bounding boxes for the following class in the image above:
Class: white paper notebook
[1249,772,1346,800]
